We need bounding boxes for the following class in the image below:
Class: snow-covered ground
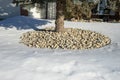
[0,16,120,80]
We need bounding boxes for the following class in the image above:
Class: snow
[0,0,20,19]
[0,16,120,80]
[29,7,41,19]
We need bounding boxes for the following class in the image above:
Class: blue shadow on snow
[0,16,51,30]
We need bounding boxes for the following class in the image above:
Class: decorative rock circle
[20,27,111,50]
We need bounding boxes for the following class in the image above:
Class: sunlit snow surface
[0,16,120,80]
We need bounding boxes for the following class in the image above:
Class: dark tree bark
[55,0,66,32]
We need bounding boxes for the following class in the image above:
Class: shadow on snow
[0,16,51,30]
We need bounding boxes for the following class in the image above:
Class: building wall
[47,2,56,19]
[0,0,20,19]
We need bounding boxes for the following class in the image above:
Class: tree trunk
[55,0,66,32]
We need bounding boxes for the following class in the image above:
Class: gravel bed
[20,28,111,50]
